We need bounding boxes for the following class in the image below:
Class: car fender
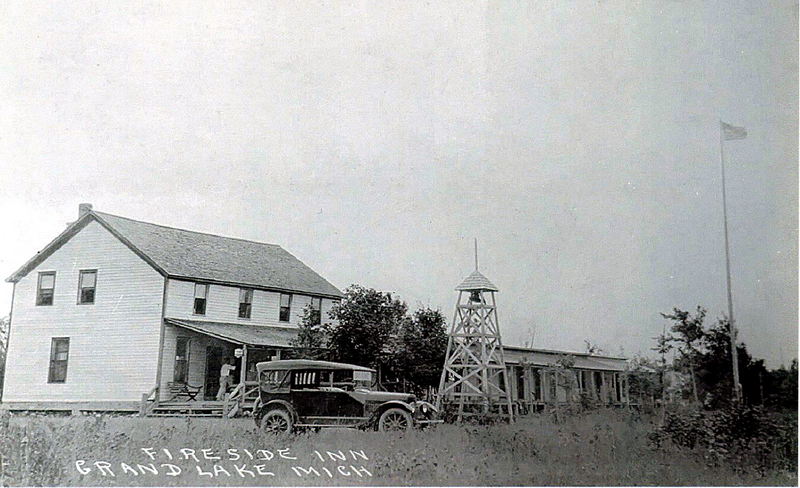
[257,399,298,423]
[368,400,415,425]
[413,400,438,415]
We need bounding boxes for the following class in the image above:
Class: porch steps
[144,401,257,418]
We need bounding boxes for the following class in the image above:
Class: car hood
[351,390,416,403]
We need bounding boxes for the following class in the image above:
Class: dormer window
[36,272,56,306]
[238,288,253,319]
[279,293,292,322]
[193,283,208,315]
[78,270,97,304]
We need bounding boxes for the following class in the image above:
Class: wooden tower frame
[436,257,514,422]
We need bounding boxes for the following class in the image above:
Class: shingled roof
[7,209,343,298]
[455,269,499,292]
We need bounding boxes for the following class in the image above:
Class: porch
[140,392,256,418]
[140,318,297,417]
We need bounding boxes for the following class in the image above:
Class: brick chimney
[78,203,93,218]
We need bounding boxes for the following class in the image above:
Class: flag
[721,121,747,140]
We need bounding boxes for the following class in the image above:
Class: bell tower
[436,241,514,422]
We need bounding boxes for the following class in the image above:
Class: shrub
[649,405,797,475]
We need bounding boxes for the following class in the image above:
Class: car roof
[256,359,376,373]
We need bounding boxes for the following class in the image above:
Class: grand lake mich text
[75,447,373,480]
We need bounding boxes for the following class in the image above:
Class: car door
[290,370,332,418]
[329,369,367,418]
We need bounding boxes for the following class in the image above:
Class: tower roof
[455,270,499,292]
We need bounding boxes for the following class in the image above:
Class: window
[260,370,289,392]
[309,297,322,325]
[36,272,56,306]
[292,370,317,388]
[78,270,97,304]
[238,288,253,319]
[174,337,190,383]
[279,293,292,322]
[193,283,208,315]
[48,337,70,383]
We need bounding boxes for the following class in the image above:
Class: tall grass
[0,409,795,486]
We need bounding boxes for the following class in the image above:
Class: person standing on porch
[216,357,236,400]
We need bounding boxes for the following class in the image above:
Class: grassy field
[0,409,795,486]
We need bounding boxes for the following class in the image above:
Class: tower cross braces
[436,265,514,422]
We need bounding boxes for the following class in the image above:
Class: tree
[627,355,661,407]
[652,330,673,403]
[695,317,770,408]
[654,308,795,410]
[289,304,329,359]
[550,354,577,422]
[392,307,448,392]
[584,340,604,355]
[325,284,408,369]
[661,307,706,404]
[764,359,798,410]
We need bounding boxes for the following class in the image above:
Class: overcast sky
[1,1,796,367]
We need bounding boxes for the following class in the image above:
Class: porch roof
[504,348,627,372]
[165,318,297,347]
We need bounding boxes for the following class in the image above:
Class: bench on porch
[167,382,203,401]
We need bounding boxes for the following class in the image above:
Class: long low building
[502,346,630,409]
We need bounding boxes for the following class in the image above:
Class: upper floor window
[48,337,70,383]
[78,270,97,304]
[279,293,292,322]
[193,283,208,315]
[310,297,322,325]
[238,288,253,319]
[36,272,56,306]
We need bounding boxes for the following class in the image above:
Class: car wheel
[377,407,412,432]
[260,408,293,434]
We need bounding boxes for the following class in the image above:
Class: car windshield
[352,370,374,389]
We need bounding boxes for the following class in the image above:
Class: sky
[0,1,796,367]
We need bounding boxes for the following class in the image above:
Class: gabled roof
[455,269,499,292]
[7,210,343,298]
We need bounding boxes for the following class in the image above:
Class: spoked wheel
[377,407,412,432]
[260,409,293,434]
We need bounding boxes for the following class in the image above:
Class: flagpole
[719,121,743,403]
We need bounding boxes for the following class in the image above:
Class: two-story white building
[1,204,342,413]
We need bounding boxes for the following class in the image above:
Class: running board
[295,423,362,428]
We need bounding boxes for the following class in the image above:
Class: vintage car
[253,359,440,433]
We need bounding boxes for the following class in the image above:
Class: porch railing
[139,386,159,417]
[223,381,259,418]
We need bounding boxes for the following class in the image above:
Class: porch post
[239,344,248,386]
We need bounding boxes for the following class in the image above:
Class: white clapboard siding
[3,220,164,402]
[159,324,235,400]
[164,279,338,328]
